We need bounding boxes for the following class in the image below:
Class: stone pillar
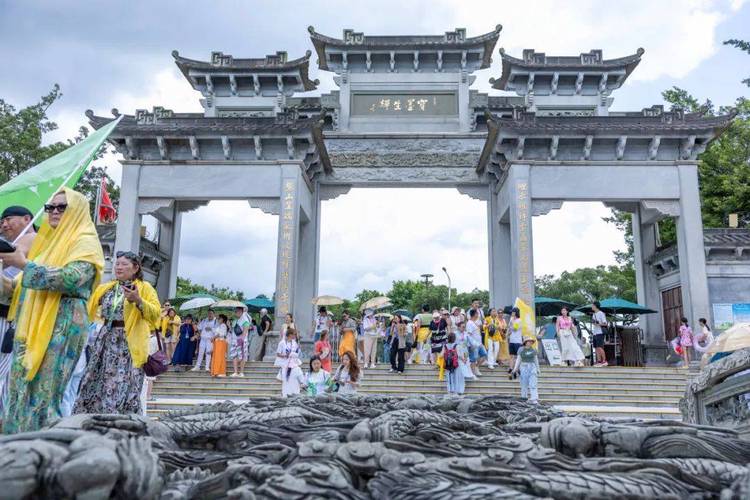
[633,208,664,350]
[507,165,535,310]
[155,217,173,300]
[166,208,183,300]
[676,164,711,327]
[114,164,142,257]
[294,188,320,338]
[275,165,302,328]
[488,187,512,308]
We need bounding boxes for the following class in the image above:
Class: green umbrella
[535,296,579,317]
[245,294,275,313]
[576,297,657,315]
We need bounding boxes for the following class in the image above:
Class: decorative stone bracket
[531,199,564,216]
[248,198,281,216]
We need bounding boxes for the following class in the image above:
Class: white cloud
[432,0,743,83]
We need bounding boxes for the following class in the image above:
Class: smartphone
[0,237,16,253]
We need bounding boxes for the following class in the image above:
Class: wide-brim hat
[522,336,535,344]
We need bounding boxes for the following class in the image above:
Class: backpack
[444,346,459,372]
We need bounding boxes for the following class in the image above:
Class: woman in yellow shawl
[73,250,160,415]
[0,189,104,433]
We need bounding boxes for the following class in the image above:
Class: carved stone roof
[309,25,502,71]
[488,107,735,136]
[172,50,318,91]
[703,228,750,248]
[86,109,322,136]
[491,48,644,90]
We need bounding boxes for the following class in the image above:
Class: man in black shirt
[249,308,273,362]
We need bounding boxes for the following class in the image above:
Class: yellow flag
[514,297,538,349]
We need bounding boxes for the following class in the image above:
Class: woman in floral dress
[74,251,160,415]
[0,189,104,433]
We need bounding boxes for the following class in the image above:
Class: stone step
[143,397,682,413]
[151,382,685,395]
[174,364,690,375]
[156,375,688,389]
[149,389,679,404]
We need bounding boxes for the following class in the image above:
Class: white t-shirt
[198,318,218,341]
[509,319,523,344]
[466,320,482,347]
[315,314,329,333]
[592,311,607,335]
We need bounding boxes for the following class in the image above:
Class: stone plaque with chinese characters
[351,93,457,116]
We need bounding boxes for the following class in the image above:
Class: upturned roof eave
[490,48,645,90]
[308,25,502,71]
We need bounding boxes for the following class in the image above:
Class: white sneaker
[230,373,238,377]
[190,367,199,371]
[239,372,245,377]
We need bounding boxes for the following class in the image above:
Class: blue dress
[172,323,197,365]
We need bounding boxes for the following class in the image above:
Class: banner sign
[541,339,563,366]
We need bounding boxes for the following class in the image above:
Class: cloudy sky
[2,0,748,299]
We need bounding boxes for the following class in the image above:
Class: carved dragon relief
[0,395,749,499]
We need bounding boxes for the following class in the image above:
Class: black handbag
[1,324,14,354]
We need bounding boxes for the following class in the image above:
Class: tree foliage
[724,39,750,87]
[175,276,245,301]
[535,265,637,306]
[0,85,119,217]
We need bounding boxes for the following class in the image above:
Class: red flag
[98,177,117,224]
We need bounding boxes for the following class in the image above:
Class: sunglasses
[116,251,140,260]
[44,203,68,214]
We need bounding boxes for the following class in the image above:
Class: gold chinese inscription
[516,181,533,301]
[351,93,457,116]
[276,179,297,316]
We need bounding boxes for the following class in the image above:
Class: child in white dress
[275,328,305,397]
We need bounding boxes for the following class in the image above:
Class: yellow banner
[514,297,537,349]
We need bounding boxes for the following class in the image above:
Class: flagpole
[94,176,103,226]
[11,115,123,245]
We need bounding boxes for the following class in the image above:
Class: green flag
[0,115,122,223]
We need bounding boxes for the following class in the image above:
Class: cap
[1,206,33,219]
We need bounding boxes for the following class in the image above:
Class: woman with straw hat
[510,336,541,404]
[0,188,104,433]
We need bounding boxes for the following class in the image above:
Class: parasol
[359,296,391,312]
[312,295,344,306]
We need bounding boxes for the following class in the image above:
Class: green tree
[534,265,637,306]
[387,280,424,310]
[724,38,750,87]
[175,276,245,301]
[0,84,119,217]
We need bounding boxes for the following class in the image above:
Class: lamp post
[442,267,451,311]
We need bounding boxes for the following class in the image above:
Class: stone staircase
[148,362,691,420]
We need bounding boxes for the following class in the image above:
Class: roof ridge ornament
[444,28,466,43]
[343,29,364,45]
[211,51,233,66]
[135,106,174,125]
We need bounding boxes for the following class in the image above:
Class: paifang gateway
[86,25,745,363]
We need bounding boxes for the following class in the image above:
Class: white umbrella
[179,297,217,311]
[312,295,344,306]
[213,299,248,310]
[708,323,750,354]
[359,296,391,312]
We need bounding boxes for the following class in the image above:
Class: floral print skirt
[74,324,144,415]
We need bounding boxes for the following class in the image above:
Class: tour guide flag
[514,297,538,349]
[0,115,122,227]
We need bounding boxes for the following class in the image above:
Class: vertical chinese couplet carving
[276,179,297,318]
[516,181,533,304]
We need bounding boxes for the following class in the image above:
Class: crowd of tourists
[0,187,714,436]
